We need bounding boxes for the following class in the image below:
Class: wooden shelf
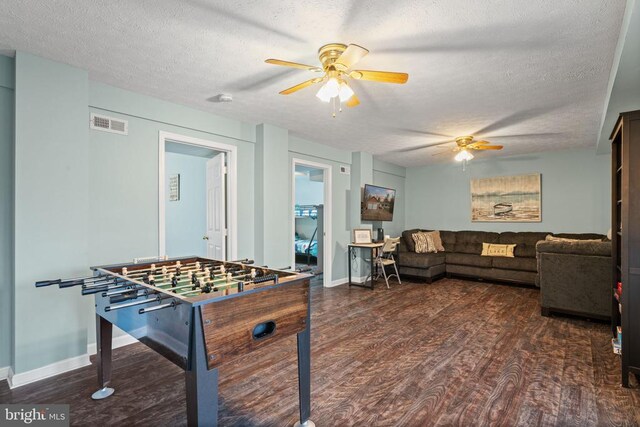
[611,109,640,388]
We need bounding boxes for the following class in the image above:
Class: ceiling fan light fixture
[338,82,354,102]
[315,86,332,102]
[455,149,474,162]
[315,77,340,102]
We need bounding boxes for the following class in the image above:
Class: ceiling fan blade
[483,132,561,139]
[466,140,490,148]
[346,94,360,108]
[397,128,452,138]
[265,59,322,72]
[334,44,369,71]
[279,78,322,95]
[473,145,504,150]
[395,140,454,153]
[350,70,409,84]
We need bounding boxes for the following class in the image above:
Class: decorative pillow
[428,230,445,252]
[412,232,436,253]
[481,243,516,257]
[545,235,602,243]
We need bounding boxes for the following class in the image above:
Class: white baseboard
[5,335,139,389]
[329,277,348,287]
[8,354,91,389]
[0,366,9,381]
[87,334,138,356]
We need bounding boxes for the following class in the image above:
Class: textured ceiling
[0,1,627,166]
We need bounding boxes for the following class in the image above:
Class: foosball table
[36,256,314,427]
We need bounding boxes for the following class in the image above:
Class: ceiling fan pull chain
[332,97,336,118]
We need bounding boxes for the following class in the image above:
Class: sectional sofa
[397,229,606,287]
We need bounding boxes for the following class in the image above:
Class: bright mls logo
[1,405,69,426]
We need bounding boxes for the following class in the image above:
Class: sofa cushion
[454,231,500,254]
[545,235,602,243]
[552,233,606,241]
[399,252,445,268]
[536,240,612,257]
[492,256,537,272]
[440,231,456,252]
[445,252,493,268]
[402,229,424,252]
[498,232,548,258]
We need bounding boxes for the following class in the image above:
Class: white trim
[292,158,333,288]
[329,277,348,287]
[158,131,238,260]
[87,334,139,356]
[0,366,9,381]
[7,354,91,389]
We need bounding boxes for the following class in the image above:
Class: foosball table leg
[294,293,315,427]
[185,308,219,427]
[92,315,115,400]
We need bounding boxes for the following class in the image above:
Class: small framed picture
[169,174,180,202]
[353,228,372,244]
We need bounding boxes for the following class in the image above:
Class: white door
[206,153,226,259]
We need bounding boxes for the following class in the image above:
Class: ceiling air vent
[90,113,128,135]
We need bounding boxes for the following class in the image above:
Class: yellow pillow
[481,243,516,257]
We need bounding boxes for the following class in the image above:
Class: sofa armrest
[398,240,409,253]
[536,240,611,257]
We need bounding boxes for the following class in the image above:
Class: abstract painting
[470,173,541,222]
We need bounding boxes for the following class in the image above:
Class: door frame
[291,158,332,288]
[158,131,238,260]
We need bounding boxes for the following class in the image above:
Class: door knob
[203,236,209,240]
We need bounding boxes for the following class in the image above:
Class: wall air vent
[90,113,128,135]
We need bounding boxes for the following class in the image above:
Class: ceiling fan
[436,136,503,162]
[265,43,408,116]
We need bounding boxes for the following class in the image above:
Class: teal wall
[372,159,406,238]
[405,148,610,234]
[0,55,14,369]
[13,52,91,373]
[295,174,324,206]
[255,124,290,268]
[165,153,207,258]
[88,83,257,266]
[289,136,355,282]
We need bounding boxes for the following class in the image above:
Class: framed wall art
[470,173,541,222]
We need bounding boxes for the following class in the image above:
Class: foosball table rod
[104,294,168,312]
[121,258,253,278]
[35,274,112,288]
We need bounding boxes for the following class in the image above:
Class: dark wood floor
[2,278,639,426]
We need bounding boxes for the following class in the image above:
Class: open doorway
[158,131,238,260]
[292,158,332,287]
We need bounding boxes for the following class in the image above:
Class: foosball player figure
[202,280,212,294]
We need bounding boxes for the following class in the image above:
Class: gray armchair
[536,240,611,320]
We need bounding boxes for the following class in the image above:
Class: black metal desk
[348,243,384,289]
